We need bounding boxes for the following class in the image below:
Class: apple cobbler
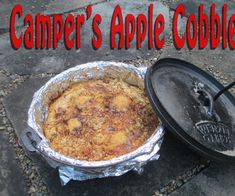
[43,78,158,161]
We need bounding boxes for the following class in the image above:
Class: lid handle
[197,88,214,117]
[195,80,234,121]
[214,81,235,101]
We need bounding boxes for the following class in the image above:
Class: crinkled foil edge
[27,61,165,185]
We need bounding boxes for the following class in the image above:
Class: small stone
[29,173,34,179]
[7,127,12,131]
[28,186,36,193]
[160,187,166,193]
[176,180,183,187]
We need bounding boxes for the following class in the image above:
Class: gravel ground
[0,1,234,196]
[153,160,210,196]
[0,70,51,196]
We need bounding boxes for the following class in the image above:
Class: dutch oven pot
[21,61,164,185]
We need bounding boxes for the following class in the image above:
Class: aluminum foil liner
[27,61,165,185]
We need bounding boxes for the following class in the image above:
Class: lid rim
[145,58,235,162]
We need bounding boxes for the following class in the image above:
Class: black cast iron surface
[145,58,235,162]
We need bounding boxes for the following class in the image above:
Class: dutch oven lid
[145,58,235,162]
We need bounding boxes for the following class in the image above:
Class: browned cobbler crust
[43,78,158,161]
